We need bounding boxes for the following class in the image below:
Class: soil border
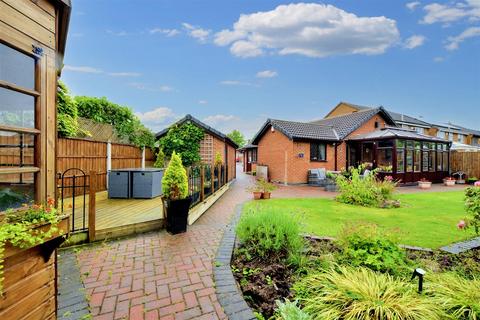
[213,203,256,320]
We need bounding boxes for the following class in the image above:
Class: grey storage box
[131,169,163,199]
[108,170,130,198]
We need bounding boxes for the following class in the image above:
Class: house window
[374,121,379,128]
[310,142,326,161]
[406,141,414,172]
[396,140,405,173]
[377,140,393,172]
[0,43,38,211]
[414,141,421,172]
[429,143,436,172]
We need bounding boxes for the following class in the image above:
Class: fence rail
[451,151,480,179]
[57,137,154,196]
[188,164,228,208]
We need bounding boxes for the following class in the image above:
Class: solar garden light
[411,268,426,293]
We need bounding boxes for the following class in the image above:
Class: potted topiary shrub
[162,151,191,234]
[444,177,456,186]
[258,178,277,199]
[246,184,263,200]
[418,178,432,189]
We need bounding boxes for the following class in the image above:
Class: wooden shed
[0,0,71,319]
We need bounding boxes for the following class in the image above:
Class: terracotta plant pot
[444,180,456,187]
[253,191,263,200]
[262,192,271,199]
[418,181,432,189]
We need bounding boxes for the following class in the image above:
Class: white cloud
[149,28,180,37]
[203,114,238,125]
[404,35,426,49]
[108,72,142,77]
[421,1,480,24]
[106,30,131,36]
[182,23,211,43]
[213,3,400,58]
[256,70,278,78]
[219,80,254,86]
[433,56,445,62]
[64,65,143,77]
[135,107,176,131]
[406,2,421,11]
[445,26,480,50]
[198,100,208,105]
[63,65,102,74]
[129,82,175,92]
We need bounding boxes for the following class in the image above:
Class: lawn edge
[213,203,256,320]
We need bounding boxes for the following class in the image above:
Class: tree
[159,122,204,167]
[227,129,246,147]
[154,148,165,168]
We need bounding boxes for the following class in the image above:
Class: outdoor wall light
[411,267,426,293]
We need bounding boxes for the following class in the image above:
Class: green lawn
[243,191,476,249]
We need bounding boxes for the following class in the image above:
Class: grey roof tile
[311,107,396,139]
[270,119,339,141]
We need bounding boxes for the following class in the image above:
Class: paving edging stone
[214,203,256,320]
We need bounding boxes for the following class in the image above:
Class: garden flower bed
[230,204,480,319]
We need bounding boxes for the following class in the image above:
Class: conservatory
[346,127,451,183]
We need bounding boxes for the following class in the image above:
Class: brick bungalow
[251,107,450,184]
[155,115,238,181]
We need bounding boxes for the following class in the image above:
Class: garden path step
[440,237,480,254]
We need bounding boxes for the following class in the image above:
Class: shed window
[0,43,38,211]
[310,142,326,161]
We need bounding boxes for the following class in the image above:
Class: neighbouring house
[0,0,71,319]
[238,143,258,173]
[251,107,451,184]
[328,102,480,146]
[155,114,238,181]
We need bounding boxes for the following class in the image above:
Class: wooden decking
[60,191,163,232]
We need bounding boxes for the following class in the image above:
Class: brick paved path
[74,165,253,320]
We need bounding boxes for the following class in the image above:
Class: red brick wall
[227,144,236,181]
[257,126,336,184]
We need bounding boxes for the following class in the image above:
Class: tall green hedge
[56,82,155,147]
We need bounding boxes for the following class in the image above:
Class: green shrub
[335,165,397,208]
[159,122,205,167]
[293,266,442,320]
[236,208,304,266]
[154,148,165,168]
[214,152,223,167]
[57,81,79,137]
[465,187,480,234]
[274,299,311,320]
[162,151,188,200]
[428,273,480,320]
[75,96,155,147]
[336,223,409,276]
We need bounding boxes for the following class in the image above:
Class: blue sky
[62,0,480,138]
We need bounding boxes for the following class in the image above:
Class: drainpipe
[334,143,338,171]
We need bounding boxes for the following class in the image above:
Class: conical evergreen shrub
[162,151,188,200]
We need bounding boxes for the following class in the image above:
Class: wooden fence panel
[57,138,154,195]
[451,151,480,178]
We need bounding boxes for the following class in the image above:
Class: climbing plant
[57,81,80,137]
[158,122,204,167]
